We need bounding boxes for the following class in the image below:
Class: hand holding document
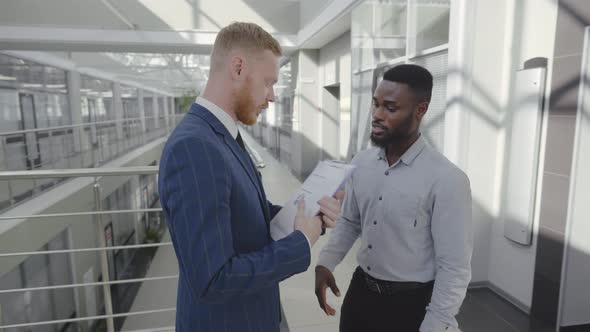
[270,160,356,241]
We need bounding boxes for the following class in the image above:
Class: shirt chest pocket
[385,188,424,230]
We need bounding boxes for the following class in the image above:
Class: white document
[270,160,356,241]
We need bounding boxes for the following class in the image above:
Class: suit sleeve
[159,137,311,303]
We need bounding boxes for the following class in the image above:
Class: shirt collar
[377,135,427,165]
[195,96,239,139]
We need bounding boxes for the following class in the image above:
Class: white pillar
[444,0,476,170]
[170,97,176,124]
[137,89,146,134]
[152,94,159,129]
[130,175,142,245]
[112,82,124,143]
[291,50,321,180]
[163,96,170,131]
[67,70,83,153]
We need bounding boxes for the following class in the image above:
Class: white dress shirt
[195,97,238,139]
[317,135,473,332]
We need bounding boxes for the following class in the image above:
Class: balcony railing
[0,117,266,332]
[0,114,184,212]
[0,167,176,332]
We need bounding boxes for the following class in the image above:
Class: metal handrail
[0,275,179,294]
[0,114,183,136]
[0,308,177,330]
[0,166,158,180]
[122,327,175,332]
[0,208,162,221]
[0,242,172,258]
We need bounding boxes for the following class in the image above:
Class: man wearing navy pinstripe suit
[159,22,342,331]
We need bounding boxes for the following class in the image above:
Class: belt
[356,267,434,296]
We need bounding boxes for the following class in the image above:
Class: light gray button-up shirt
[317,135,472,332]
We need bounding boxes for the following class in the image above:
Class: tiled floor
[121,131,555,332]
[458,288,553,332]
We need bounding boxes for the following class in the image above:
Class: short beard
[370,129,402,148]
[234,77,258,125]
[369,113,415,148]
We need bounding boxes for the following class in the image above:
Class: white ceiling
[69,52,212,95]
[0,0,357,96]
[0,0,302,33]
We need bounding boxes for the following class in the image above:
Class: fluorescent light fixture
[22,83,42,88]
[46,84,66,89]
[0,75,17,81]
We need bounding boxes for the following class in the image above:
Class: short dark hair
[382,64,433,103]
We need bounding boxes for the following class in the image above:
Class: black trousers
[340,268,434,332]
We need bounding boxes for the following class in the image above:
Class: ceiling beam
[298,0,360,49]
[0,26,298,54]
[0,0,357,53]
[98,0,136,30]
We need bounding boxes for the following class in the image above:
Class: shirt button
[385,171,389,176]
[367,266,371,271]
[368,244,373,249]
[373,221,377,225]
[379,196,382,200]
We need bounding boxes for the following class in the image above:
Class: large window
[0,54,72,171]
[81,76,119,162]
[410,51,448,151]
[120,86,142,149]
[0,54,73,208]
[352,0,408,72]
[413,0,450,53]
[0,229,77,332]
[350,0,450,155]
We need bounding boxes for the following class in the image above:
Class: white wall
[446,0,508,286]
[560,30,590,326]
[290,31,351,176]
[452,0,558,308]
[490,0,558,310]
[300,0,333,29]
[319,31,352,160]
[291,49,321,179]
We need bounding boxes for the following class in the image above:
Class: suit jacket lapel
[223,134,271,223]
[189,104,270,221]
[244,154,271,223]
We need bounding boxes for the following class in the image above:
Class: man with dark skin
[314,64,472,332]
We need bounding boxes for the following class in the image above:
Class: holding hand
[318,190,345,228]
[293,198,323,246]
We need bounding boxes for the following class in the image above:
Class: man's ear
[231,56,245,80]
[415,101,429,120]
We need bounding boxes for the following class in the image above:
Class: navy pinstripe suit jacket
[159,103,311,331]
